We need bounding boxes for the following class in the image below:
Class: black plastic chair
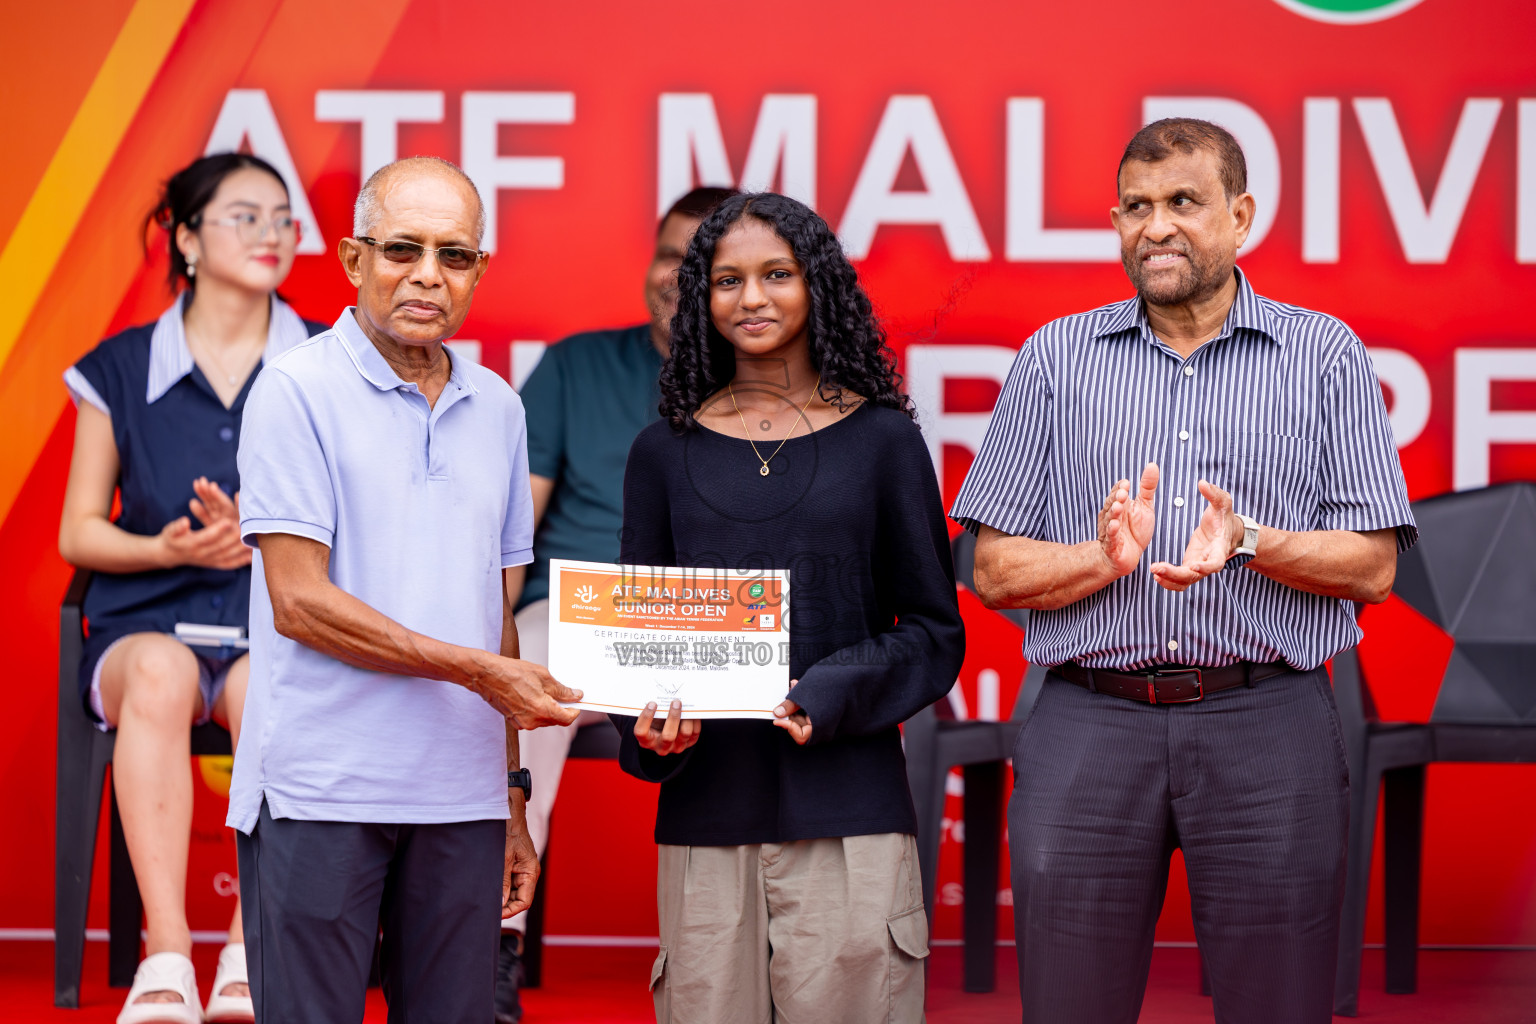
[1332,483,1536,1016]
[903,530,1041,993]
[54,570,232,1007]
[519,717,620,988]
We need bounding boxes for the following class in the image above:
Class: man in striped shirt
[951,118,1416,1024]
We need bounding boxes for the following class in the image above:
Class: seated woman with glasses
[58,152,324,1024]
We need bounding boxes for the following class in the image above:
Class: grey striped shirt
[949,269,1417,672]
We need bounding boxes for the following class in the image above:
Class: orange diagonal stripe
[0,0,196,381]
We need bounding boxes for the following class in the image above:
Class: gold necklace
[729,376,821,477]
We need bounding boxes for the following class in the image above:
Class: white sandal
[204,943,256,1023]
[116,951,201,1024]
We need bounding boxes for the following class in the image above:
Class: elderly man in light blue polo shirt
[228,156,580,1024]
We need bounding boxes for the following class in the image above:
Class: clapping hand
[1098,463,1159,578]
[156,477,251,570]
[1150,479,1239,592]
[190,476,239,529]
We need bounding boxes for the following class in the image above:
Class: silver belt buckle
[1147,666,1204,704]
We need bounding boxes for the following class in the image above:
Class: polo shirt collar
[1092,267,1281,346]
[146,291,311,404]
[332,307,479,396]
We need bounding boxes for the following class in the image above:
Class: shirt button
[211,595,224,609]
[1173,496,1185,508]
[1179,430,1190,441]
[1167,640,1179,652]
[1183,365,1195,377]
[219,426,235,442]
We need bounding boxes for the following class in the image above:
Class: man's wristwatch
[1230,513,1260,564]
[507,769,532,800]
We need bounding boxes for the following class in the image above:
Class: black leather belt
[1054,661,1290,704]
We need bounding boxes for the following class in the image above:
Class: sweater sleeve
[788,418,964,743]
[612,425,691,783]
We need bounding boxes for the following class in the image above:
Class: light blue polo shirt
[228,308,533,832]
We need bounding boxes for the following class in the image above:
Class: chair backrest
[1390,483,1536,725]
[947,530,1044,723]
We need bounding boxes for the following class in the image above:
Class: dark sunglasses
[356,236,488,272]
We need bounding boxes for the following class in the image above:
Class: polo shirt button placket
[426,421,449,483]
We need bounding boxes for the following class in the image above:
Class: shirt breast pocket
[1226,430,1319,532]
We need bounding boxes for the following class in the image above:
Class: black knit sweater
[613,403,965,846]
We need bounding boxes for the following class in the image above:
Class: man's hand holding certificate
[547,559,790,718]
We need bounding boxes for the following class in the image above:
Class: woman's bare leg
[98,634,204,1004]
[211,654,250,998]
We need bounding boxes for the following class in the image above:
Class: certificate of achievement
[547,559,790,719]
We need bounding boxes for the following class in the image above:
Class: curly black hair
[659,192,914,431]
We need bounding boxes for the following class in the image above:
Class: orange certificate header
[558,566,785,633]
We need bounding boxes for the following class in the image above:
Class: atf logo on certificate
[547,559,791,719]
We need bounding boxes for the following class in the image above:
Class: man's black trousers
[236,799,504,1023]
[1008,667,1349,1024]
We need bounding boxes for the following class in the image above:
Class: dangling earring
[186,253,197,278]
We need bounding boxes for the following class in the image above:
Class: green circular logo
[748,582,764,598]
[1271,0,1426,23]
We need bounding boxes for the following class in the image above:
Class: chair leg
[108,783,144,987]
[961,761,1004,994]
[1334,758,1384,1017]
[1382,765,1425,995]
[54,732,111,1007]
[522,853,546,989]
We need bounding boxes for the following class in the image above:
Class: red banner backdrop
[4,0,1535,949]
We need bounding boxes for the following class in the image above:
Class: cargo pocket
[887,906,930,960]
[886,906,929,1023]
[649,946,668,991]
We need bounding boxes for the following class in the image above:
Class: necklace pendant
[759,464,770,477]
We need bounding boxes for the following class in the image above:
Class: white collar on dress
[145,291,310,404]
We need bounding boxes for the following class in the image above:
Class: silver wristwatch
[1232,513,1260,558]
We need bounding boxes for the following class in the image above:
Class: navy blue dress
[65,297,325,719]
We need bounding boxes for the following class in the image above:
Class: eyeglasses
[199,212,299,246]
[356,236,488,272]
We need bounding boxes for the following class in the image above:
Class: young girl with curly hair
[616,192,965,1023]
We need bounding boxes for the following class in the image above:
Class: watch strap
[1232,513,1260,559]
[507,768,533,800]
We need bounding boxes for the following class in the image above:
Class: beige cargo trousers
[651,831,929,1023]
